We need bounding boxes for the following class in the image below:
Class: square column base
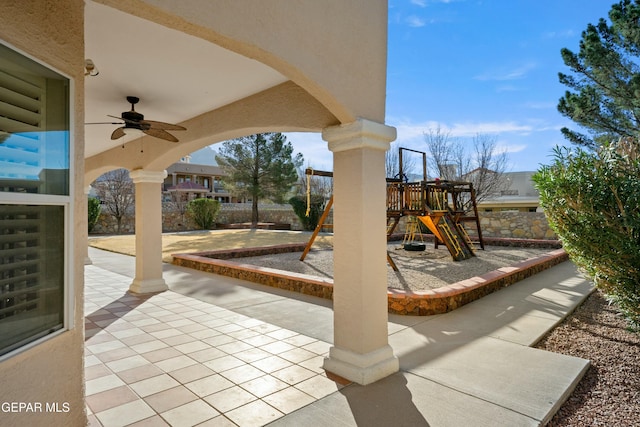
[129,278,168,294]
[323,345,399,385]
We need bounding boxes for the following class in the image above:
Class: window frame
[0,41,75,361]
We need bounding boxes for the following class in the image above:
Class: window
[0,43,71,358]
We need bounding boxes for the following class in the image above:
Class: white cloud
[474,62,537,81]
[406,15,427,27]
[495,141,527,154]
[449,121,533,136]
[388,117,535,139]
[284,118,538,172]
[410,0,427,6]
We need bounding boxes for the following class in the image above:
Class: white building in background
[478,171,541,212]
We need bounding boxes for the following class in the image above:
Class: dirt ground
[89,229,333,263]
[89,229,551,291]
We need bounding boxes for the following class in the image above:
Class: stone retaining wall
[90,203,305,234]
[90,203,554,240]
[214,203,304,230]
[469,211,556,240]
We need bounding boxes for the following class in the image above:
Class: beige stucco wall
[94,0,388,124]
[85,81,338,182]
[85,0,389,181]
[0,1,87,426]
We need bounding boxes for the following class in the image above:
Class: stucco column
[129,169,168,294]
[322,118,399,385]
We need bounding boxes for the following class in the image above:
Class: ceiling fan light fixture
[108,96,186,142]
[124,127,145,137]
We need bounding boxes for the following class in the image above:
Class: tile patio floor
[84,246,594,427]
[84,262,344,427]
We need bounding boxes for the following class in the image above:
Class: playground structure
[300,147,484,266]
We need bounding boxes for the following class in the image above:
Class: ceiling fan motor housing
[108,96,184,141]
[122,110,145,129]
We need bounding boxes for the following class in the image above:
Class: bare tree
[424,127,510,206]
[93,168,134,233]
[423,126,468,180]
[468,133,510,204]
[169,191,190,229]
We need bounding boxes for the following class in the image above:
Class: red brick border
[172,247,568,316]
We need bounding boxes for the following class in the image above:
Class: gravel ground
[242,243,551,291]
[536,290,640,426]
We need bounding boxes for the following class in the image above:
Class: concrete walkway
[86,247,593,426]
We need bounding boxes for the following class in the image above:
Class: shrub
[187,198,221,230]
[289,195,326,231]
[88,197,101,232]
[533,140,640,328]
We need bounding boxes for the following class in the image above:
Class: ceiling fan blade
[141,120,186,131]
[143,128,179,142]
[110,127,126,140]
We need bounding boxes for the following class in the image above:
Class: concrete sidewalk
[86,247,593,426]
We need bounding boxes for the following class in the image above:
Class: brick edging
[172,248,569,316]
[388,249,569,315]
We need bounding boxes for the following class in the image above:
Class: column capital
[323,118,397,153]
[130,169,167,184]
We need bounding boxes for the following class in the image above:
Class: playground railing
[386,180,429,214]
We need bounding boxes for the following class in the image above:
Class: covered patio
[2,2,398,425]
[81,0,398,386]
[0,2,593,426]
[85,246,592,426]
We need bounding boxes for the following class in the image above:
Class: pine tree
[558,0,640,149]
[215,133,303,228]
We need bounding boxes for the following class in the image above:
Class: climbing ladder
[402,216,425,246]
[416,212,474,261]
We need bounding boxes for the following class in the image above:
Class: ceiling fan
[107,96,186,142]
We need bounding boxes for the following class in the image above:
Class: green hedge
[187,198,221,230]
[289,195,326,231]
[533,140,640,328]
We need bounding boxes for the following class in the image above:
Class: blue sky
[287,0,612,173]
[203,1,614,173]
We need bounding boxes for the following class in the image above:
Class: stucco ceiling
[84,1,288,158]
